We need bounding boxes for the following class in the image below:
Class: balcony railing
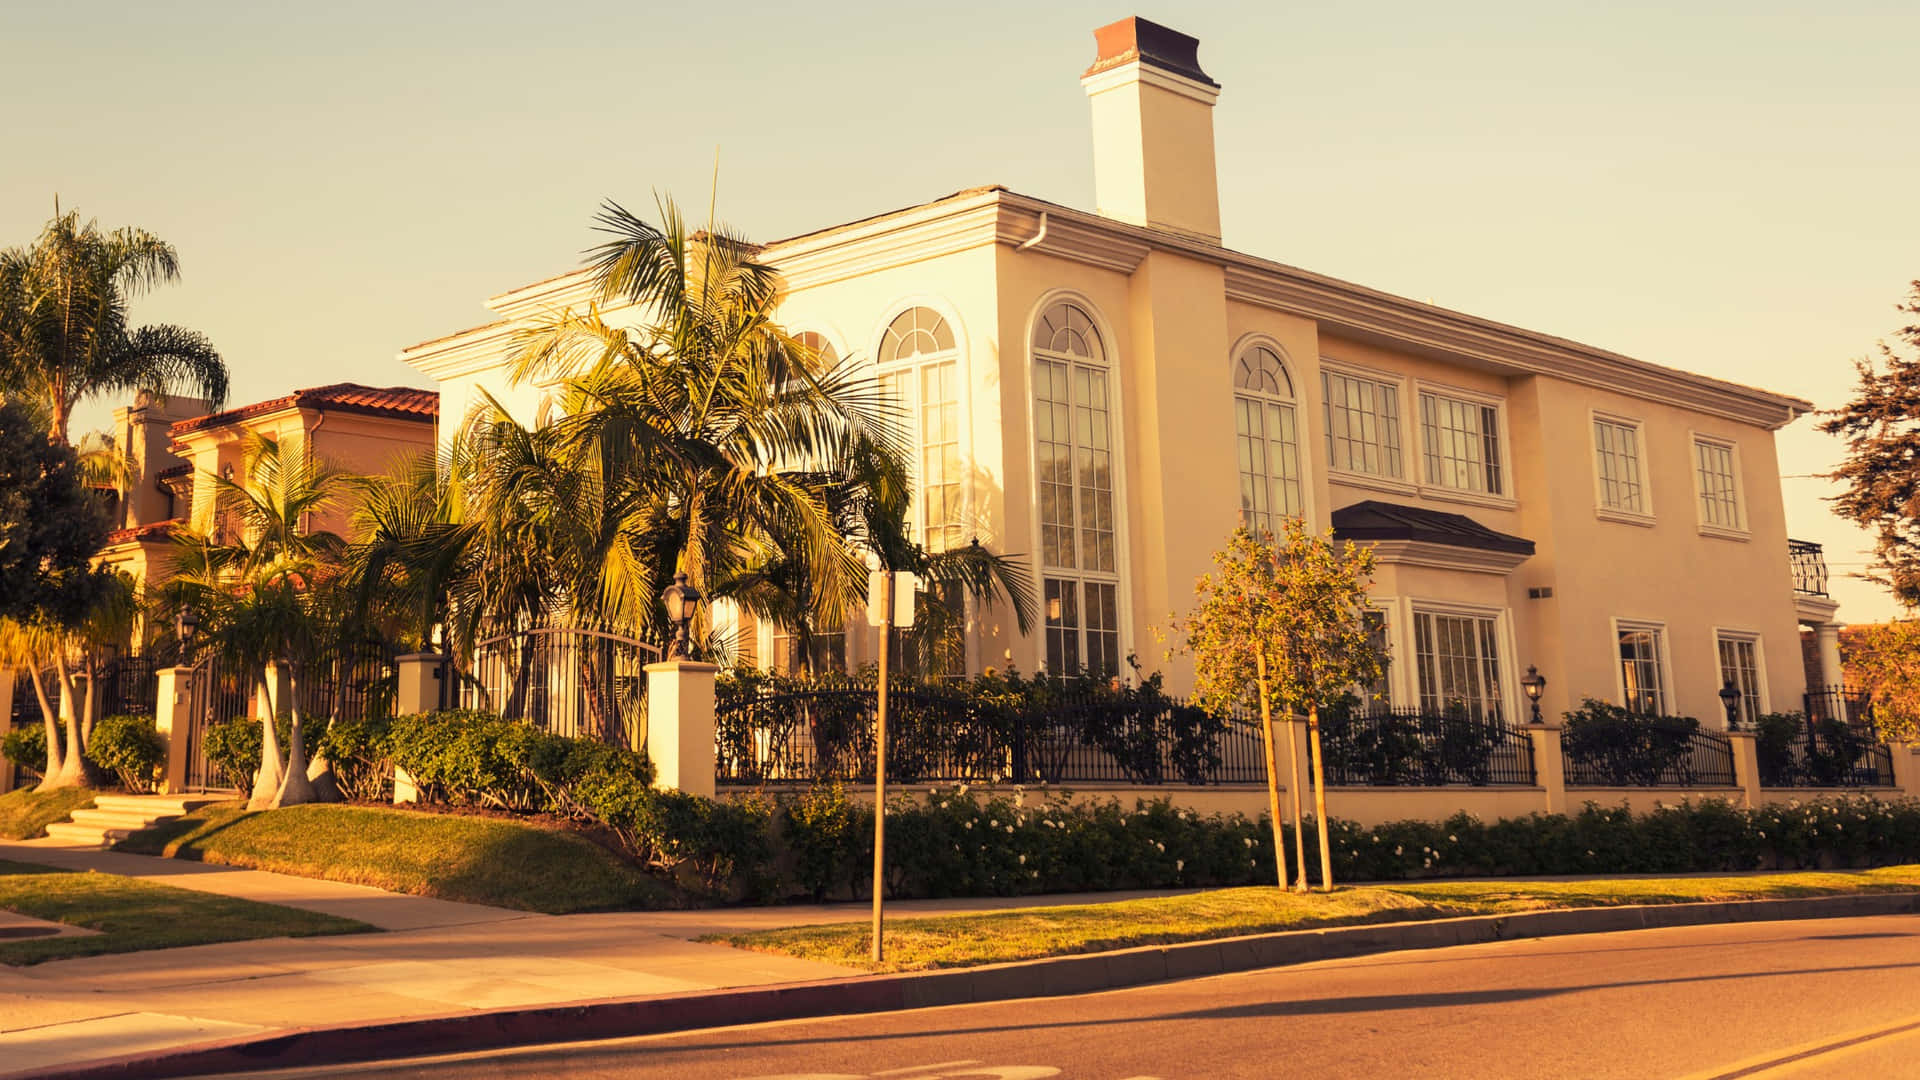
[1789,539,1829,597]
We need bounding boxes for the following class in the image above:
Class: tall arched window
[794,331,839,370]
[1232,344,1303,534]
[879,308,962,553]
[1032,301,1120,677]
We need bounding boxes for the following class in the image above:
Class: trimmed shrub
[2,725,51,773]
[1561,698,1702,785]
[89,714,165,792]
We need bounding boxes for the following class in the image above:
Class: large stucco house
[400,17,1842,731]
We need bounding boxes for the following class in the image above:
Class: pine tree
[1821,282,1920,609]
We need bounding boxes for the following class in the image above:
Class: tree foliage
[0,208,226,442]
[1845,620,1920,743]
[1821,282,1920,608]
[0,398,109,622]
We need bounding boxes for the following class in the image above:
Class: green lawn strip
[0,786,98,839]
[0,858,372,965]
[713,867,1920,972]
[116,802,676,914]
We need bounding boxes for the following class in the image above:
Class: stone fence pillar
[1725,730,1761,808]
[1528,724,1567,815]
[645,660,717,798]
[1889,743,1920,798]
[154,666,196,794]
[389,653,447,804]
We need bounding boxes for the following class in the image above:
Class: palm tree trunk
[26,663,64,788]
[248,671,286,810]
[44,652,89,789]
[274,663,319,808]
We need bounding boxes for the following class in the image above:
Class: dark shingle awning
[1330,500,1535,556]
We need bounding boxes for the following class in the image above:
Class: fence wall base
[1726,731,1762,808]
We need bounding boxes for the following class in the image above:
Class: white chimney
[1080,17,1222,242]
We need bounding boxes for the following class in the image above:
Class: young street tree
[1821,282,1920,608]
[1177,521,1385,892]
[1845,620,1920,743]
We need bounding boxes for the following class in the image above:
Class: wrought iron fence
[1759,713,1894,788]
[184,651,251,791]
[1317,708,1537,787]
[453,625,657,747]
[295,641,396,722]
[716,679,1263,786]
[1804,686,1874,728]
[1789,539,1829,596]
[94,655,157,718]
[1564,726,1737,787]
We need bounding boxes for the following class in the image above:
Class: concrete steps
[40,794,228,848]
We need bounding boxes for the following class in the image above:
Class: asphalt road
[224,913,1920,1080]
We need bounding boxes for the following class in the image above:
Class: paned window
[1419,391,1503,495]
[879,308,963,553]
[1617,624,1668,714]
[1695,439,1742,530]
[1717,634,1763,727]
[1412,610,1504,721]
[1233,345,1303,533]
[1321,370,1403,479]
[793,330,839,369]
[1593,418,1646,514]
[1033,301,1120,677]
[1361,609,1392,708]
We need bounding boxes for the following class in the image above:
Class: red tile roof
[170,383,438,436]
[103,520,184,546]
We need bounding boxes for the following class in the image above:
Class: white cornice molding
[1367,539,1533,575]
[1080,59,1221,106]
[399,321,520,380]
[1794,593,1841,625]
[772,196,1005,291]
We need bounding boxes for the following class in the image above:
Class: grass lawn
[0,786,97,839]
[0,858,371,965]
[117,802,677,913]
[715,867,1920,972]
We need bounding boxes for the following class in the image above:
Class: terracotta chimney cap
[1085,16,1217,86]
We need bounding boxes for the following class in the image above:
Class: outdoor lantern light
[175,606,200,657]
[660,572,702,661]
[1520,665,1547,725]
[1720,682,1743,731]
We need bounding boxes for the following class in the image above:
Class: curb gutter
[22,890,1920,1080]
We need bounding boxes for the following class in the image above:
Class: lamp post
[659,573,702,661]
[1719,682,1743,731]
[1520,665,1547,725]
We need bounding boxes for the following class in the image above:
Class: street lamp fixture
[1719,682,1743,731]
[1520,665,1547,725]
[660,572,702,661]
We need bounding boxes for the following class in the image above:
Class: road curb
[21,890,1920,1080]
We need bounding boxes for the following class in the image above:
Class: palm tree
[0,572,137,791]
[158,432,350,808]
[0,207,227,443]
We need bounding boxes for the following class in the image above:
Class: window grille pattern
[1695,440,1741,529]
[1321,370,1402,478]
[881,307,953,364]
[1593,418,1645,513]
[1618,625,1667,714]
[1233,346,1302,533]
[1419,392,1503,494]
[1717,635,1762,726]
[1412,611,1504,721]
[1033,302,1120,677]
[877,310,962,553]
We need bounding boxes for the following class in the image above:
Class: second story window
[879,309,962,553]
[1592,417,1647,515]
[1321,369,1403,480]
[1694,438,1743,531]
[1232,345,1302,534]
[1419,391,1503,495]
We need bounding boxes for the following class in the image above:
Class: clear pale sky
[4,1,1914,622]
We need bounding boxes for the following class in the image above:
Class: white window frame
[1611,617,1675,715]
[1361,596,1401,710]
[1025,291,1131,679]
[1412,379,1515,509]
[1319,360,1414,495]
[1230,335,1311,534]
[1690,432,1748,540]
[1713,628,1769,729]
[1590,410,1656,527]
[1404,598,1519,723]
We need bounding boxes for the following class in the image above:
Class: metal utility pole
[871,571,892,963]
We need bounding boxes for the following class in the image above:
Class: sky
[3,0,1915,622]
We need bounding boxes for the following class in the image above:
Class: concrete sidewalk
[0,841,1191,1076]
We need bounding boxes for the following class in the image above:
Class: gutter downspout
[1016,211,1050,252]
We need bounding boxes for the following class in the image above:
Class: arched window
[1031,301,1120,678]
[878,308,962,553]
[794,330,840,369]
[1232,344,1303,534]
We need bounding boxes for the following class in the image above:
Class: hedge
[269,710,1920,903]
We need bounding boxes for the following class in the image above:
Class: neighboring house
[400,17,1839,729]
[91,383,439,590]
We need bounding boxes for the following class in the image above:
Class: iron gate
[455,625,658,747]
[182,652,250,791]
